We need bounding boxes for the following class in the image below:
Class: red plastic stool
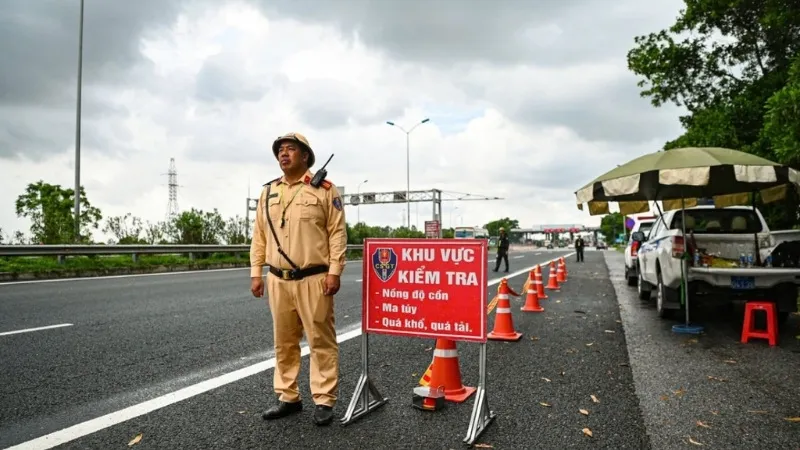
[740,301,778,346]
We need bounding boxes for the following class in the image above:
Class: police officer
[493,227,510,272]
[249,132,347,426]
[575,235,585,262]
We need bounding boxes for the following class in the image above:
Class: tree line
[0,180,523,246]
[627,0,800,229]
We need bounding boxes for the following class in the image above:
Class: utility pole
[73,0,85,243]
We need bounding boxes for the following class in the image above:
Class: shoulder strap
[264,184,300,271]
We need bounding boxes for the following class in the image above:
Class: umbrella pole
[673,197,704,335]
[682,201,689,326]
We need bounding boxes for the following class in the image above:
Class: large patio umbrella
[575,147,800,216]
[574,147,800,333]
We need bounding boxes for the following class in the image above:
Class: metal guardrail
[0,244,363,263]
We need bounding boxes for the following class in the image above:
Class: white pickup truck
[623,215,656,286]
[635,205,800,323]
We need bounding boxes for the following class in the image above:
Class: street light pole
[74,0,85,243]
[357,179,368,225]
[386,118,430,230]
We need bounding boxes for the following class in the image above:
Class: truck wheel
[637,270,651,300]
[656,271,675,319]
[626,267,637,287]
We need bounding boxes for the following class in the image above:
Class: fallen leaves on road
[604,330,615,333]
[582,428,593,437]
[560,371,566,376]
[541,377,551,382]
[539,402,552,407]
[238,410,247,414]
[660,395,670,401]
[530,336,540,341]
[711,411,719,415]
[619,362,629,367]
[574,310,586,314]
[556,300,562,303]
[586,342,594,347]
[685,338,699,345]
[579,409,589,416]
[687,436,704,446]
[785,417,800,422]
[474,444,494,448]
[707,375,728,382]
[674,387,686,397]
[566,348,578,354]
[723,359,737,364]
[128,434,143,447]
[590,394,600,403]
[696,420,711,428]
[424,347,433,351]
[615,319,622,323]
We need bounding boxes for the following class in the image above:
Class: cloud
[0,0,690,242]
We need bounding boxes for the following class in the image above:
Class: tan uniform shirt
[250,169,347,278]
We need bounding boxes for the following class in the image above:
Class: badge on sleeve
[332,197,342,211]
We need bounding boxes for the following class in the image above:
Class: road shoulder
[605,251,800,449]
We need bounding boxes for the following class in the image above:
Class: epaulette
[262,177,281,187]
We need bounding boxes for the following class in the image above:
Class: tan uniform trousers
[266,272,338,407]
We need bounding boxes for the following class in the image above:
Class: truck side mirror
[631,231,645,242]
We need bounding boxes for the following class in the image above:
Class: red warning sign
[362,238,488,342]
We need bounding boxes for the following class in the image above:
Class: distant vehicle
[454,226,489,239]
[596,241,608,250]
[623,215,657,286]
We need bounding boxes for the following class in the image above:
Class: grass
[0,250,365,275]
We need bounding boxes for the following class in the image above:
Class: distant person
[575,236,585,262]
[494,227,510,272]
[249,132,347,426]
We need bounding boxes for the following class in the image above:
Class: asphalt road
[0,249,573,449]
[606,251,800,449]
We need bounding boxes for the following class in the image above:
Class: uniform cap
[272,132,315,167]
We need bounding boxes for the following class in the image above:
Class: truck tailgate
[689,267,800,289]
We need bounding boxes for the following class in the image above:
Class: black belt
[268,265,328,281]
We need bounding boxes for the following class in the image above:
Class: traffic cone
[546,263,561,291]
[535,266,548,299]
[426,338,476,402]
[561,257,569,281]
[557,259,566,283]
[488,279,523,341]
[521,270,544,312]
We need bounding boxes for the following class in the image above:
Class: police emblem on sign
[372,248,398,282]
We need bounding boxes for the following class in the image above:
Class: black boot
[313,405,334,426]
[262,400,302,420]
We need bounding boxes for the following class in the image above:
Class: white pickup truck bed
[636,205,800,321]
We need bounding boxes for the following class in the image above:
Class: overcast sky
[0,0,685,241]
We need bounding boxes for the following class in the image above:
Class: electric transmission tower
[166,158,180,220]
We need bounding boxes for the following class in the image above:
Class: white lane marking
[0,261,366,287]
[0,323,73,337]
[355,279,362,282]
[9,253,573,450]
[513,255,524,259]
[534,253,541,256]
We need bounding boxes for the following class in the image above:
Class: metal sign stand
[339,332,388,426]
[463,342,495,445]
[340,333,496,445]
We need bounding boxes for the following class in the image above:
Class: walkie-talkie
[310,154,334,187]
